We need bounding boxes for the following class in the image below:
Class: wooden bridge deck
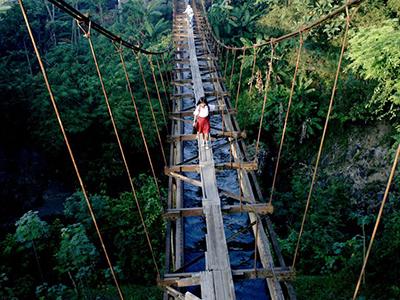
[162,1,296,299]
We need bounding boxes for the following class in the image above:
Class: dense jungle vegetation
[1,0,170,298]
[0,0,399,299]
[209,0,399,299]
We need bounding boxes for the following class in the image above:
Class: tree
[55,223,99,295]
[15,211,49,281]
[347,20,400,119]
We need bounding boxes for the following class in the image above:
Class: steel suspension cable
[249,46,258,93]
[224,48,230,79]
[114,44,161,197]
[229,49,237,89]
[161,54,172,89]
[255,44,275,156]
[235,47,246,110]
[135,51,168,166]
[80,25,160,277]
[292,8,351,269]
[47,0,170,54]
[18,2,124,298]
[269,33,304,205]
[155,56,170,112]
[352,144,400,299]
[148,55,168,130]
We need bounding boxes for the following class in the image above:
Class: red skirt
[196,116,210,134]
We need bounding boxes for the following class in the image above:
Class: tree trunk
[98,4,104,24]
[44,2,57,46]
[23,39,33,76]
[32,240,44,281]
[68,271,79,296]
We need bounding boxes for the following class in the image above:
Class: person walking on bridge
[193,97,212,149]
[183,4,194,26]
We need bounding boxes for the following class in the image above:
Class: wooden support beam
[160,267,294,287]
[171,91,230,99]
[165,286,185,300]
[164,171,202,187]
[167,130,245,142]
[232,267,294,280]
[172,77,225,85]
[169,108,237,118]
[165,161,257,173]
[163,203,273,220]
[219,188,251,203]
[173,66,217,72]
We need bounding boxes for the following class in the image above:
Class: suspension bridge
[16,0,400,299]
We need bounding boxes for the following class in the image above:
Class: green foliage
[63,174,165,283]
[347,20,400,119]
[55,224,99,281]
[208,0,267,45]
[15,210,49,245]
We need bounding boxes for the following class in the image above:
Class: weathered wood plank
[165,161,257,173]
[163,203,273,220]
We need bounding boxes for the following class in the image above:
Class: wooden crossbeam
[172,77,225,85]
[174,57,217,64]
[173,66,217,72]
[165,161,257,173]
[171,91,230,99]
[164,171,202,187]
[159,267,294,287]
[219,188,251,203]
[163,203,273,220]
[167,130,245,142]
[169,108,237,118]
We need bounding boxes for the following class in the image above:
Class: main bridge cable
[352,144,400,299]
[78,22,160,278]
[269,32,304,205]
[148,55,169,130]
[291,6,352,269]
[113,42,161,197]
[46,0,170,55]
[155,56,171,112]
[199,0,363,51]
[135,51,168,166]
[17,1,124,299]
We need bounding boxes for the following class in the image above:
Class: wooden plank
[165,161,257,173]
[162,267,294,282]
[200,271,215,300]
[171,91,230,99]
[167,130,244,142]
[172,77,225,84]
[163,203,273,220]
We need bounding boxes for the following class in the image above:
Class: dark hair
[196,96,208,106]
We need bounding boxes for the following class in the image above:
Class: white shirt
[183,5,193,17]
[194,104,215,118]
